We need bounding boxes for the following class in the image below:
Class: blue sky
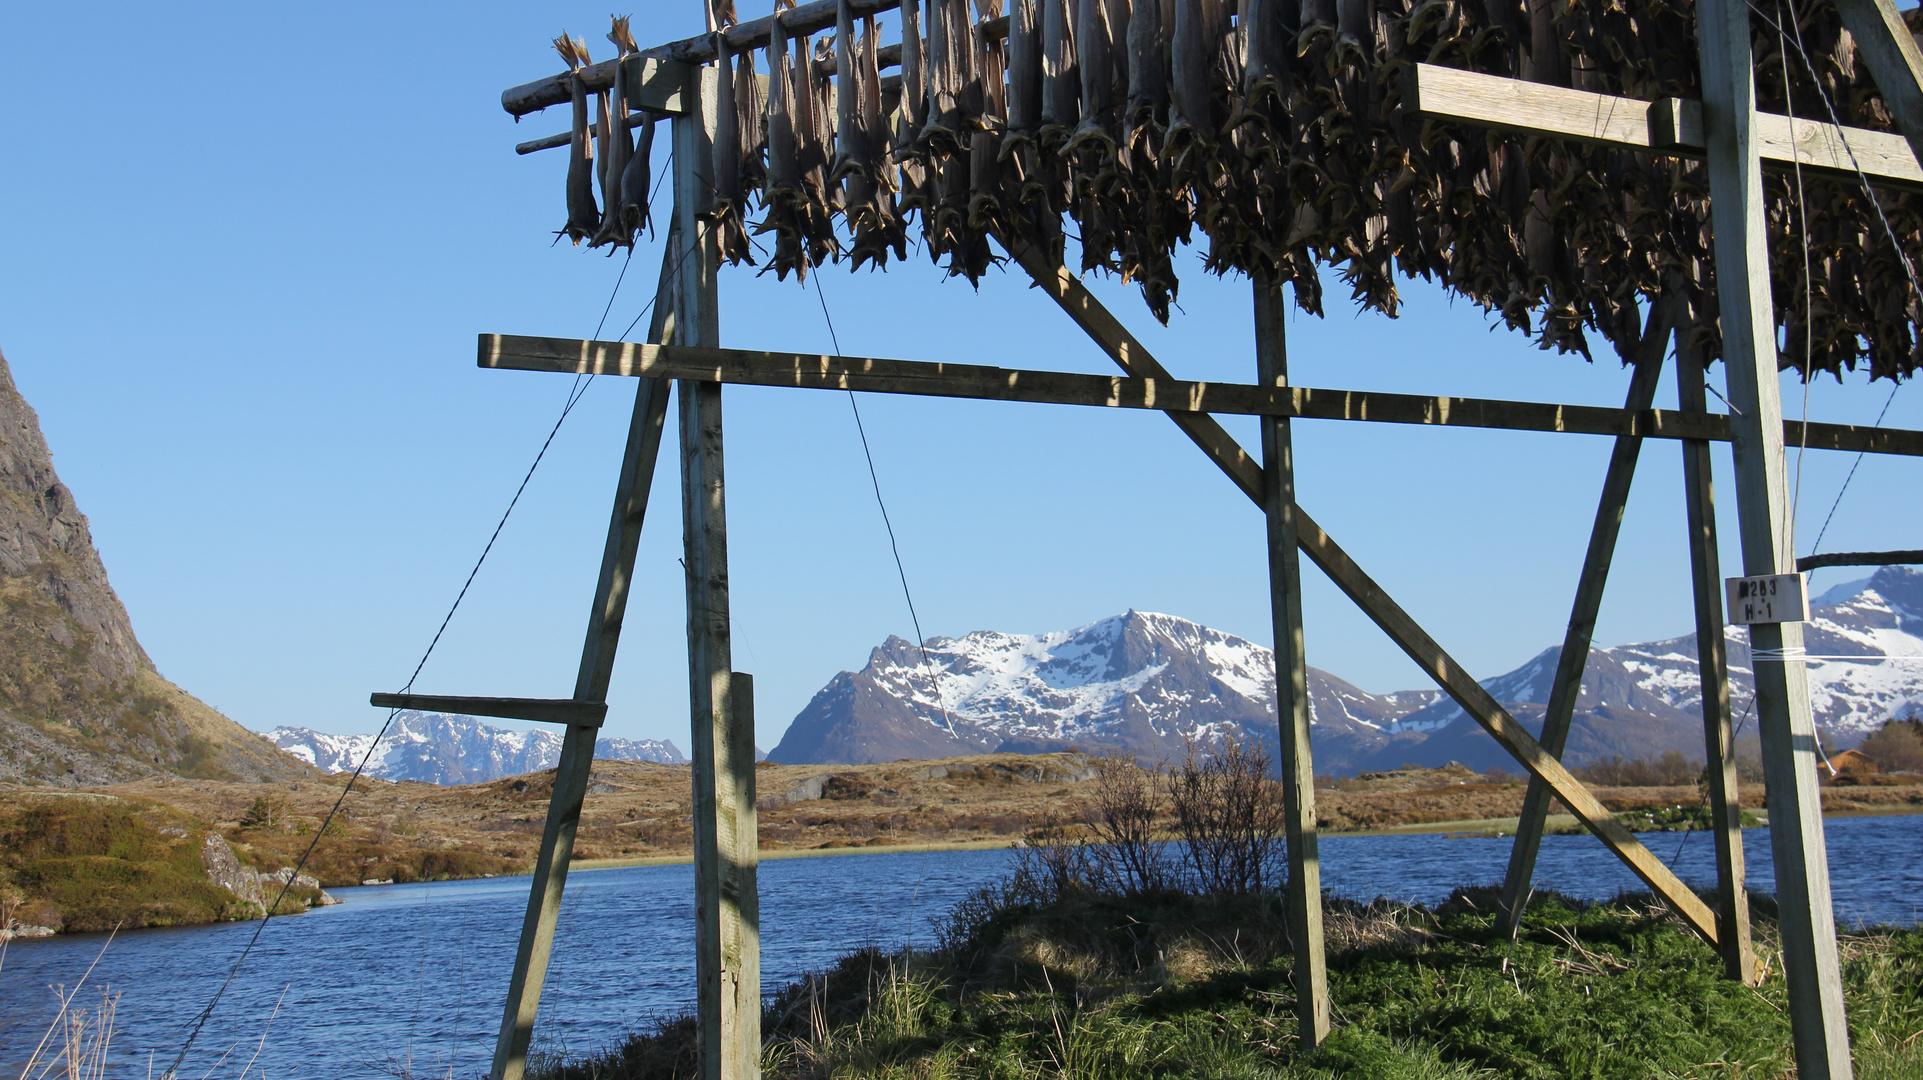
[3,3,1918,753]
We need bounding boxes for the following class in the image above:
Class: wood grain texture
[1498,304,1672,935]
[1696,0,1855,1067]
[1289,504,1723,944]
[1675,314,1758,986]
[477,333,1923,457]
[368,694,607,728]
[1254,278,1330,1047]
[1410,63,1923,191]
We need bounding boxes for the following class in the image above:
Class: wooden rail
[368,693,608,726]
[1796,548,1923,571]
[502,3,1006,117]
[1407,63,1923,191]
[478,334,1923,457]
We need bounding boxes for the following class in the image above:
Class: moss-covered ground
[533,884,1923,1080]
[0,794,262,932]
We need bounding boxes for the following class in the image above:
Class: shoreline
[562,803,1920,873]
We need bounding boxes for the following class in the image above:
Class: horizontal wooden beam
[1796,548,1923,571]
[1405,63,1923,191]
[478,333,1923,457]
[502,2,1002,118]
[369,693,608,727]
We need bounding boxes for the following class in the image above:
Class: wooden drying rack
[382,2,1923,1077]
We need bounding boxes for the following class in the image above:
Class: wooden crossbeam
[1406,63,1923,191]
[369,693,608,727]
[482,323,1731,945]
[1797,548,1923,571]
[478,333,1923,457]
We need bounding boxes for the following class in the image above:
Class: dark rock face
[0,349,313,785]
[769,583,1923,772]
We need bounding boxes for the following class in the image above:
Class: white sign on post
[1725,572,1810,625]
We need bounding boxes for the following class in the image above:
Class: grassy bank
[0,794,272,933]
[533,880,1923,1079]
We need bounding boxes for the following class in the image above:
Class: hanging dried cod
[544,0,1923,380]
[555,34,600,245]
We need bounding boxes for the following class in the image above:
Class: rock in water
[0,348,315,785]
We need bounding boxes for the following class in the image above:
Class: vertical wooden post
[489,235,684,1080]
[1497,305,1671,934]
[1253,276,1330,1047]
[1695,0,1853,1071]
[1674,299,1758,985]
[676,61,761,1080]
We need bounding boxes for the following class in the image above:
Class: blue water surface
[1,813,1916,1078]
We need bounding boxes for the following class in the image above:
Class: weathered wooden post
[1253,277,1330,1047]
[486,235,681,1080]
[1672,296,1757,985]
[675,58,762,1080]
[1696,0,1853,1068]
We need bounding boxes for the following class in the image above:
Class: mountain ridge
[769,572,1923,771]
[270,711,686,785]
[0,349,312,786]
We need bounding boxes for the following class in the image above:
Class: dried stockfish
[969,0,1008,229]
[551,0,1923,377]
[556,34,601,244]
[1039,0,1079,149]
[1067,0,1117,152]
[710,33,755,263]
[621,110,656,239]
[1125,0,1168,141]
[592,16,639,248]
[923,0,967,149]
[1004,0,1042,149]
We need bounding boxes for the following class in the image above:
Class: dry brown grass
[8,755,1913,893]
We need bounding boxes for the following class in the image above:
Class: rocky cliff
[0,349,313,785]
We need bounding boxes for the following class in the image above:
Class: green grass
[531,884,1923,1080]
[0,794,266,931]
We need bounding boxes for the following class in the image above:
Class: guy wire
[1754,0,1911,583]
[810,273,960,738]
[159,175,674,1076]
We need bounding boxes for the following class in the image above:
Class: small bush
[1858,716,1923,774]
[1164,736,1286,896]
[1576,751,1702,787]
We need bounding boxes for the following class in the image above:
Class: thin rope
[1752,0,1912,588]
[159,208,656,1080]
[810,273,959,738]
[1778,0,1814,564]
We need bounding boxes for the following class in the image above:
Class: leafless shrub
[1163,736,1286,896]
[1015,815,1094,902]
[1576,751,1702,787]
[1083,752,1173,896]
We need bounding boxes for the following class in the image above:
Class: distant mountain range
[270,712,685,785]
[769,568,1923,772]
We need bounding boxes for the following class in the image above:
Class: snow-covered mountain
[769,567,1923,772]
[769,610,1440,766]
[270,712,685,785]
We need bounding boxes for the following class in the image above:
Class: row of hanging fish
[550,0,1922,381]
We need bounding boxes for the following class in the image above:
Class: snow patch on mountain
[769,568,1923,771]
[271,712,685,785]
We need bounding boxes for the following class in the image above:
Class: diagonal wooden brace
[1497,301,1674,934]
[1001,241,1721,945]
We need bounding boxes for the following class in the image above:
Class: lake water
[2,813,1917,1078]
